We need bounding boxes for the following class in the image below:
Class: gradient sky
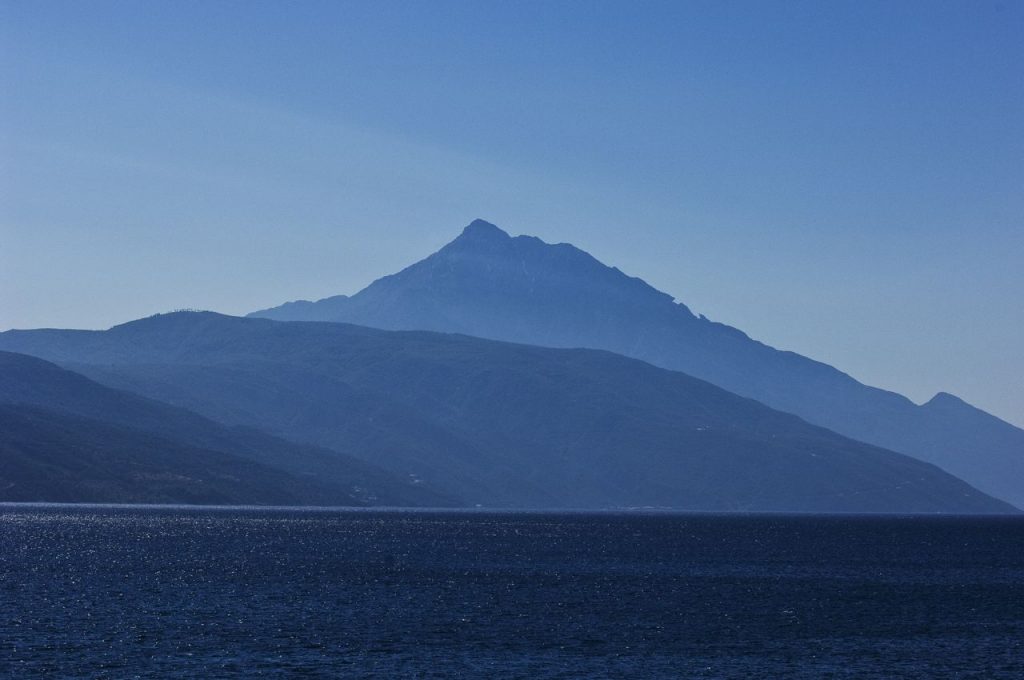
[1,0,1022,426]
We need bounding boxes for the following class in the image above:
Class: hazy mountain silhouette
[0,351,450,506]
[0,314,1013,513]
[249,219,1024,507]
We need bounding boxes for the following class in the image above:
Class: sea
[1,505,1022,678]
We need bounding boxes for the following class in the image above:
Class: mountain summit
[459,218,509,241]
[249,219,1024,507]
[251,219,682,340]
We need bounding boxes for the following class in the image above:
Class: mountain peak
[458,219,510,242]
[925,391,968,408]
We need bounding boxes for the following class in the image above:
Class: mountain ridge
[0,313,1014,513]
[0,350,452,506]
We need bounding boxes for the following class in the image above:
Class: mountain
[249,219,1024,508]
[0,351,450,506]
[0,313,1013,513]
[1,403,318,505]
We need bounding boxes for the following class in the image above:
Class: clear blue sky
[2,0,1022,426]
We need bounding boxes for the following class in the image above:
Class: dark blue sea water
[2,506,1022,678]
